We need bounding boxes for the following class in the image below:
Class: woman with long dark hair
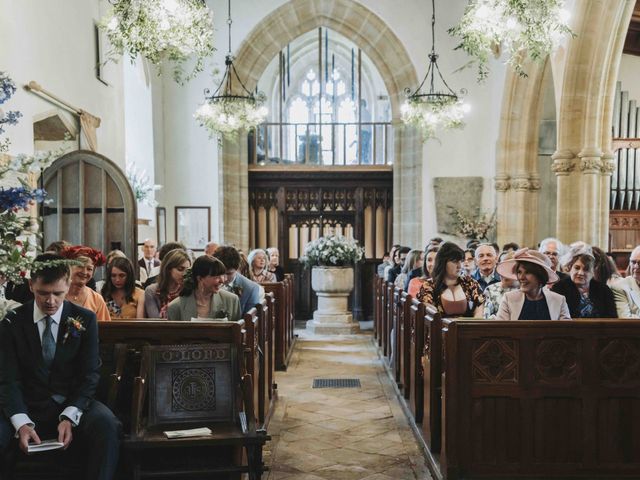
[167,255,241,321]
[101,257,145,319]
[144,249,190,318]
[416,242,484,317]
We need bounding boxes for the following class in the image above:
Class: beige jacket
[610,276,640,318]
[495,289,571,321]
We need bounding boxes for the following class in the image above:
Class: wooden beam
[613,138,640,151]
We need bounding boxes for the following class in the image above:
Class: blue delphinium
[0,110,23,135]
[0,71,17,105]
[0,187,47,211]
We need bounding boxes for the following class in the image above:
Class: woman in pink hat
[495,248,571,321]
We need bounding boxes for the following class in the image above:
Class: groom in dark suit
[0,253,120,480]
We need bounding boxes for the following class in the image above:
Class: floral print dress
[416,275,485,317]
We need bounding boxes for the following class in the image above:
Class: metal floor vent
[312,378,361,389]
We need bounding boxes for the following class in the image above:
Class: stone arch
[553,0,635,246]
[219,0,422,249]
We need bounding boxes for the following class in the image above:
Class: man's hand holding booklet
[27,439,65,454]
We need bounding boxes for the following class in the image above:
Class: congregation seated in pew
[101,257,145,320]
[144,248,191,318]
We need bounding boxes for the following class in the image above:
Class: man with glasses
[538,237,569,282]
[611,246,640,317]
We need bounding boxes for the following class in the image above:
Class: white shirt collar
[33,302,64,325]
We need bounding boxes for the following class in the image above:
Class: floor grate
[312,378,361,389]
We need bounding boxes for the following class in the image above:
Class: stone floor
[263,328,432,480]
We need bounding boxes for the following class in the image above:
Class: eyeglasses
[543,251,559,257]
[629,260,640,266]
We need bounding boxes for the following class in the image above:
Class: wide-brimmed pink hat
[496,248,559,283]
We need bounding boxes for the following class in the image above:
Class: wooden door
[42,150,137,279]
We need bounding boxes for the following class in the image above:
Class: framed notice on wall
[175,206,210,251]
[156,207,166,246]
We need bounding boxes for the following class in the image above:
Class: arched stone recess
[495,58,548,248]
[553,0,635,247]
[221,0,420,249]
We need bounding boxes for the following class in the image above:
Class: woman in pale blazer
[167,255,241,321]
[495,248,571,321]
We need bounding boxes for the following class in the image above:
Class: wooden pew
[374,275,383,342]
[384,282,394,358]
[263,282,289,370]
[398,291,412,400]
[408,299,426,423]
[439,318,640,480]
[422,304,442,453]
[284,273,295,350]
[244,308,262,430]
[263,293,277,401]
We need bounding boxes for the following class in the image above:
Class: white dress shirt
[10,303,83,435]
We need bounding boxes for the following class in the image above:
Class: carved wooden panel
[599,338,640,384]
[472,339,519,385]
[534,338,579,385]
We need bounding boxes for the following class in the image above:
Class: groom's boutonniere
[63,316,86,344]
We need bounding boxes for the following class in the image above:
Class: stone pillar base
[306,312,360,335]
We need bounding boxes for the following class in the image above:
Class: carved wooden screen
[42,150,137,278]
[248,168,392,321]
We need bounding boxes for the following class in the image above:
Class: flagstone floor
[263,329,432,480]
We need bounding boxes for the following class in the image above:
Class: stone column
[578,147,604,245]
[495,174,510,247]
[392,123,422,247]
[220,136,250,250]
[552,150,578,242]
[600,152,616,248]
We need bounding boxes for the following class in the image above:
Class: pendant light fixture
[401,0,469,141]
[194,0,267,138]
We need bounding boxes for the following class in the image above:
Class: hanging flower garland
[448,0,573,81]
[0,72,61,311]
[401,96,470,141]
[100,0,215,84]
[194,90,268,139]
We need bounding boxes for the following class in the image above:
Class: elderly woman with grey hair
[538,237,568,281]
[550,244,617,318]
[247,249,276,283]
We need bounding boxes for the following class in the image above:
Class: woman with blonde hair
[60,245,110,320]
[144,249,191,318]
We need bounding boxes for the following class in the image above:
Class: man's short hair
[475,243,497,257]
[30,253,70,284]
[158,242,186,261]
[213,245,241,270]
[502,242,519,252]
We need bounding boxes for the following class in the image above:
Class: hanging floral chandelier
[194,0,267,138]
[100,0,215,84]
[401,0,469,141]
[449,0,573,80]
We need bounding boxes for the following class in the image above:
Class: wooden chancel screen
[42,150,137,275]
[248,169,393,321]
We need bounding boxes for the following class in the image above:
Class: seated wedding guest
[495,248,570,321]
[538,237,569,282]
[0,253,121,479]
[60,245,110,320]
[95,249,127,292]
[611,246,640,317]
[395,249,423,290]
[267,247,285,281]
[144,249,191,318]
[101,257,145,319]
[592,246,622,286]
[416,242,485,317]
[471,243,500,291]
[551,245,617,318]
[407,245,439,296]
[204,241,220,257]
[138,238,160,284]
[502,242,519,253]
[483,251,519,318]
[142,241,186,288]
[382,245,400,280]
[377,251,390,278]
[466,239,480,251]
[214,246,262,315]
[387,246,410,284]
[238,250,252,279]
[248,249,276,283]
[167,256,241,321]
[45,239,98,292]
[461,248,475,276]
[428,236,443,247]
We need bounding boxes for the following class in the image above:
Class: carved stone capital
[551,158,576,175]
[600,156,616,175]
[529,175,542,191]
[511,177,532,192]
[579,157,602,173]
[494,174,510,192]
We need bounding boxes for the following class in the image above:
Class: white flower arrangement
[401,97,470,141]
[300,235,365,269]
[126,164,161,207]
[194,93,268,138]
[100,0,215,84]
[448,0,573,80]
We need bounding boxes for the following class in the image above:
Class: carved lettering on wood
[599,338,640,384]
[534,338,578,384]
[472,339,519,384]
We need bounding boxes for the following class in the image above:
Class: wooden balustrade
[373,273,640,479]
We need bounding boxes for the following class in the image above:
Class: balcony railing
[249,122,393,166]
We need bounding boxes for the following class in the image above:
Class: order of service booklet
[27,439,64,453]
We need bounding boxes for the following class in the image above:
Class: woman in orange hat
[61,245,111,320]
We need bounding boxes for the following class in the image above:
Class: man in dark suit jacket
[0,253,120,480]
[213,246,262,315]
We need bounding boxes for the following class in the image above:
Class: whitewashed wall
[618,54,640,103]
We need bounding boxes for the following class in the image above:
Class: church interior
[1,0,640,479]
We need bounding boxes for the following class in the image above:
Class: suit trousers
[0,400,121,480]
